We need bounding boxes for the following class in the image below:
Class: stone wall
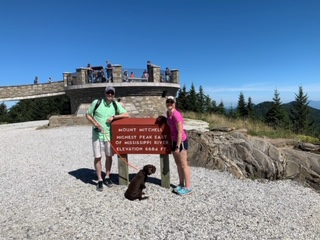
[66,85,178,117]
[0,82,65,101]
[49,94,169,127]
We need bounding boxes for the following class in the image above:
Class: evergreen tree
[247,97,255,119]
[265,89,288,129]
[216,100,225,115]
[187,83,197,112]
[176,85,189,111]
[204,95,212,113]
[290,86,311,134]
[209,99,217,113]
[227,104,233,119]
[0,102,8,123]
[236,92,248,118]
[196,85,206,113]
[6,95,70,123]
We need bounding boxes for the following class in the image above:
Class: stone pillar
[76,68,87,85]
[171,70,179,84]
[152,65,160,83]
[147,61,152,82]
[112,65,122,83]
[63,72,72,86]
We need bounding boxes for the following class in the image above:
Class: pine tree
[290,86,310,134]
[247,97,255,119]
[209,99,217,113]
[265,89,288,129]
[6,95,70,123]
[0,102,8,123]
[236,92,248,119]
[196,85,206,113]
[216,100,225,115]
[204,95,212,113]
[176,84,189,111]
[187,83,197,112]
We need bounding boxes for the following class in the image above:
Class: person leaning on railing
[122,70,129,82]
[142,70,149,82]
[165,67,171,82]
[129,71,135,82]
[87,63,93,83]
[105,60,113,83]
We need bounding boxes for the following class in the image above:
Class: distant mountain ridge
[253,101,320,135]
[308,100,320,110]
[254,100,319,110]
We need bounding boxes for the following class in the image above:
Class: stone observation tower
[0,63,180,118]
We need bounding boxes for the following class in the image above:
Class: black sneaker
[103,178,114,187]
[96,181,103,191]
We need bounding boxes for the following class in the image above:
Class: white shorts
[92,139,113,158]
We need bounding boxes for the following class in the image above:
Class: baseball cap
[105,86,115,94]
[166,96,176,102]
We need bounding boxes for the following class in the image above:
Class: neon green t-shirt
[87,98,127,141]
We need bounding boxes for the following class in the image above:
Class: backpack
[93,99,119,116]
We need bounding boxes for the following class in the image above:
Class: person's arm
[86,113,102,131]
[175,121,183,151]
[112,112,129,121]
[112,103,130,122]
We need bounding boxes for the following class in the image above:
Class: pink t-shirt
[167,109,187,142]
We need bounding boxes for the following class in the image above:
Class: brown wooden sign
[111,118,171,154]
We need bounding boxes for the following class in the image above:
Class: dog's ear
[148,165,156,174]
[143,165,149,173]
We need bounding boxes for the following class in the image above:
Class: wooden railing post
[160,154,170,188]
[118,154,129,185]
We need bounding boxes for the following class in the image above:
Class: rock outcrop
[186,129,320,191]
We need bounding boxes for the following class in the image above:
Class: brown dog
[124,164,156,201]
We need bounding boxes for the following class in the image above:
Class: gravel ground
[0,120,319,240]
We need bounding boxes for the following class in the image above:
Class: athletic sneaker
[96,181,103,192]
[177,188,192,196]
[103,178,114,187]
[173,185,183,193]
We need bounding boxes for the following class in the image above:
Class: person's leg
[103,142,114,187]
[173,152,184,186]
[107,71,112,82]
[179,150,191,189]
[105,156,112,178]
[94,157,103,181]
[175,150,192,195]
[89,73,93,83]
[93,139,104,191]
[92,139,103,180]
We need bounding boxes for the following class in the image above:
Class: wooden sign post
[111,118,171,188]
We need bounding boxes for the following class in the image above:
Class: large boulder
[187,130,320,191]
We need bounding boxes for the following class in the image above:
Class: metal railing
[66,68,174,86]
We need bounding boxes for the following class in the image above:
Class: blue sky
[1,0,320,109]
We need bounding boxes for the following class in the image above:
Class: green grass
[182,111,320,143]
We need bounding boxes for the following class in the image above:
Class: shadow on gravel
[128,174,162,186]
[68,168,97,186]
[68,168,172,188]
[128,173,176,188]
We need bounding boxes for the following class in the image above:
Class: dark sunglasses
[166,100,175,104]
[106,91,115,95]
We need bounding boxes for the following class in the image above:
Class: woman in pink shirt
[163,96,192,196]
